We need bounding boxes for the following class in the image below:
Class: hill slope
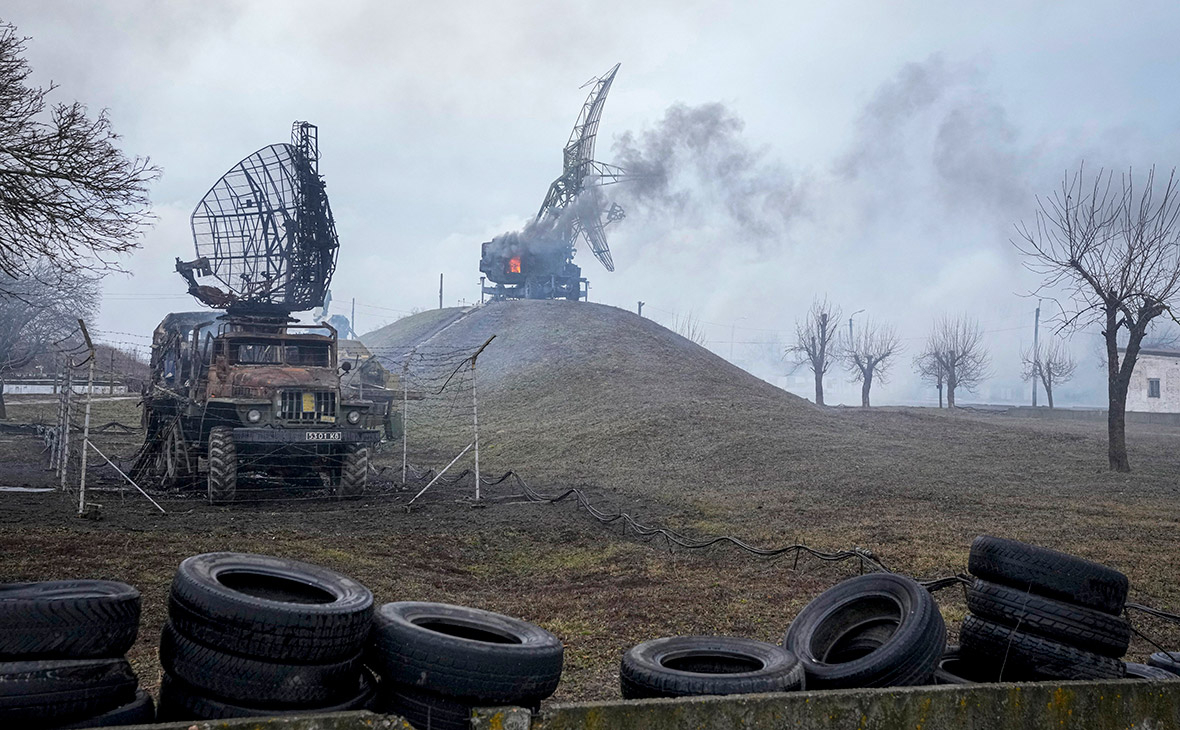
[361,300,1180,558]
[363,299,839,489]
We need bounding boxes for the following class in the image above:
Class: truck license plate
[305,431,341,441]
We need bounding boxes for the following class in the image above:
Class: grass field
[1,300,1178,704]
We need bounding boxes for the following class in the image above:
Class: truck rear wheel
[207,427,237,505]
[336,447,367,500]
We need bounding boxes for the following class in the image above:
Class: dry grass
[0,300,1176,705]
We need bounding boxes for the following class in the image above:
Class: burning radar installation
[480,63,633,301]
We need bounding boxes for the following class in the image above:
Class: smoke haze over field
[5,0,1180,406]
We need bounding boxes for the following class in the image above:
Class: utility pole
[729,316,747,360]
[350,297,356,339]
[637,301,644,317]
[480,276,486,305]
[1031,300,1041,407]
[109,348,115,395]
[439,274,444,310]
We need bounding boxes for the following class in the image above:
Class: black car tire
[156,670,375,721]
[959,614,1125,680]
[966,578,1130,657]
[160,622,366,708]
[60,689,155,728]
[368,601,564,703]
[379,684,473,730]
[1124,662,1179,680]
[1147,651,1180,676]
[620,636,804,699]
[0,580,140,659]
[0,658,137,726]
[967,535,1128,615]
[784,573,946,689]
[169,552,373,663]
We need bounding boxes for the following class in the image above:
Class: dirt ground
[1,391,1179,705]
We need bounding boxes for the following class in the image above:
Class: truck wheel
[207,427,237,505]
[336,447,367,500]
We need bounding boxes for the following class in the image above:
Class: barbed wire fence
[365,335,496,506]
[5,320,502,510]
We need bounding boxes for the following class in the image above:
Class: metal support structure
[59,366,73,489]
[408,442,473,505]
[87,441,166,513]
[469,336,496,502]
[401,352,411,485]
[439,274,444,309]
[77,320,96,516]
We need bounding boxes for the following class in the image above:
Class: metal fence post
[77,320,96,515]
[401,353,410,485]
[59,365,73,490]
[472,358,480,501]
[468,336,495,502]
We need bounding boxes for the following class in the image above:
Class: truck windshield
[230,342,331,366]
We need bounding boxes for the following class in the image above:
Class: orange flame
[509,256,521,274]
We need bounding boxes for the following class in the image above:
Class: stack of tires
[367,602,564,730]
[957,535,1129,681]
[0,580,154,728]
[620,636,804,698]
[157,552,376,720]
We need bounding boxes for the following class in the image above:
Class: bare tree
[672,311,708,347]
[0,262,99,417]
[916,316,990,408]
[1014,165,1180,471]
[843,319,900,407]
[0,21,158,278]
[787,297,841,406]
[1021,339,1077,410]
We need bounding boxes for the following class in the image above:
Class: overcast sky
[7,1,1180,404]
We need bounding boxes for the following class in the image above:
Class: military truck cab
[135,313,381,503]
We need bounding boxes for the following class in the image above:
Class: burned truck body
[134,121,382,502]
[138,313,380,501]
[479,238,586,301]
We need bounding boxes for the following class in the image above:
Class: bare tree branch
[786,296,841,406]
[915,315,990,408]
[1020,338,1077,409]
[843,318,900,407]
[0,20,159,279]
[672,311,708,347]
[1013,163,1180,471]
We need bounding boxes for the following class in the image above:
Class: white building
[1124,348,1180,413]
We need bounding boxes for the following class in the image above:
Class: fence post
[401,352,410,486]
[472,357,480,501]
[59,365,73,489]
[469,336,495,502]
[77,320,96,516]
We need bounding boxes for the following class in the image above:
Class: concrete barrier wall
[97,679,1180,730]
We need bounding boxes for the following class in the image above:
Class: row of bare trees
[787,298,901,408]
[789,303,1082,411]
[787,162,1180,473]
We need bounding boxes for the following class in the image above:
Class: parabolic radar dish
[177,121,339,315]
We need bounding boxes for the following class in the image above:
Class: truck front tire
[207,427,237,505]
[336,447,367,500]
